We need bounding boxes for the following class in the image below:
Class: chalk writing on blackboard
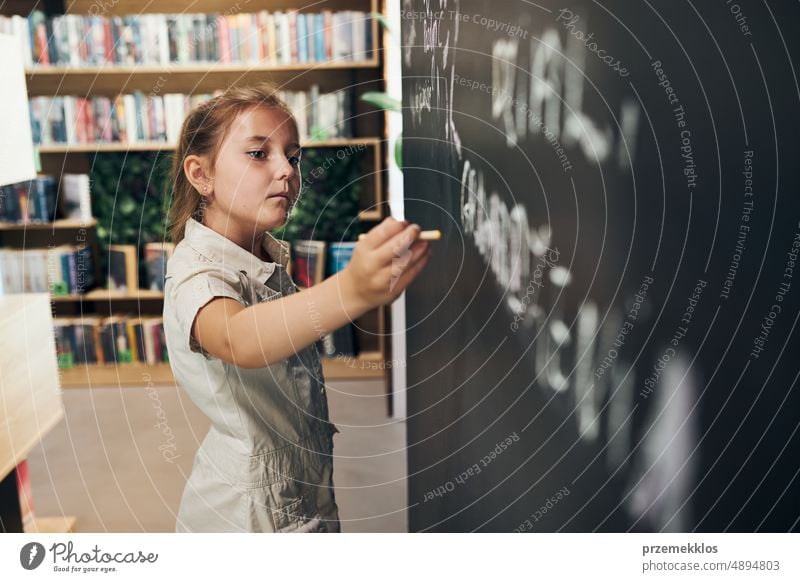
[491,29,641,168]
[407,0,463,155]
[406,4,651,430]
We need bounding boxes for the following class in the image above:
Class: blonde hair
[166,82,297,243]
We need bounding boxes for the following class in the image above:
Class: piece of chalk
[359,229,441,241]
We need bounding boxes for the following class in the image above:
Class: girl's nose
[276,157,296,181]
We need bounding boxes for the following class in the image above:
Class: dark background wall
[402,0,800,532]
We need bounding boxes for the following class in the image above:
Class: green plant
[89,151,171,284]
[89,146,363,289]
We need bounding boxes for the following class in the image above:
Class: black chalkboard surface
[402,0,800,532]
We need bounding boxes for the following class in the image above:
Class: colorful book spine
[4,9,372,68]
[30,86,353,146]
[0,176,58,223]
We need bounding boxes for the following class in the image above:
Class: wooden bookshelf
[35,139,385,219]
[25,58,380,76]
[50,288,165,302]
[36,137,381,154]
[0,218,96,231]
[5,0,390,389]
[58,352,386,387]
[26,65,383,97]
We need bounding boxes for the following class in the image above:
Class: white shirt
[163,217,340,532]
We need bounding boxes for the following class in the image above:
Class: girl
[163,83,431,533]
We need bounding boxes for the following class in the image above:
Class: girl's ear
[183,154,214,198]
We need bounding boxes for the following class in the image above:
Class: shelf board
[24,516,77,534]
[37,137,380,154]
[60,363,175,387]
[0,218,96,231]
[358,208,383,221]
[25,59,380,78]
[322,350,387,379]
[59,355,385,387]
[17,0,375,16]
[51,289,165,302]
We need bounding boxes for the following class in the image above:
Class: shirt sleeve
[165,262,245,359]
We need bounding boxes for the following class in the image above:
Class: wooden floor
[26,378,407,532]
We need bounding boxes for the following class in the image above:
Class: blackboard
[402,0,800,532]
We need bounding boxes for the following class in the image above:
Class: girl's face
[208,106,302,238]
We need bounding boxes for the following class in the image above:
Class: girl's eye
[247,150,266,160]
[288,155,301,167]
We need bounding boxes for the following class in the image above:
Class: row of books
[0,245,95,295]
[53,315,169,367]
[0,175,57,223]
[2,10,372,68]
[0,173,92,224]
[0,239,357,357]
[282,87,352,143]
[29,86,352,146]
[292,240,358,357]
[107,242,175,292]
[292,240,356,288]
[0,240,174,296]
[106,239,359,295]
[51,312,359,368]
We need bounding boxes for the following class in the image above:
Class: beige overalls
[163,217,340,532]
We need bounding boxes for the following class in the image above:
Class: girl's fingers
[390,246,432,295]
[362,217,408,249]
[388,240,429,281]
[376,224,422,263]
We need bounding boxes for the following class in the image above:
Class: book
[0,176,57,223]
[53,317,76,368]
[320,242,358,357]
[50,315,166,366]
[314,13,325,62]
[296,12,308,63]
[0,249,22,294]
[0,182,22,222]
[144,242,175,291]
[72,315,103,364]
[327,242,356,275]
[46,245,69,295]
[107,244,138,292]
[73,245,95,293]
[24,249,49,293]
[317,322,358,358]
[4,10,372,68]
[99,316,133,364]
[15,460,35,531]
[0,245,94,295]
[127,317,140,362]
[292,240,326,288]
[30,175,57,222]
[60,173,92,222]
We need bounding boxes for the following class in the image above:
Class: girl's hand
[341,217,433,310]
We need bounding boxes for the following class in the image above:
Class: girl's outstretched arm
[192,217,432,368]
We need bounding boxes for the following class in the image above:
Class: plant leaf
[394,136,403,170]
[360,91,401,113]
[371,11,392,35]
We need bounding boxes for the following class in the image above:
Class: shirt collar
[183,217,291,282]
